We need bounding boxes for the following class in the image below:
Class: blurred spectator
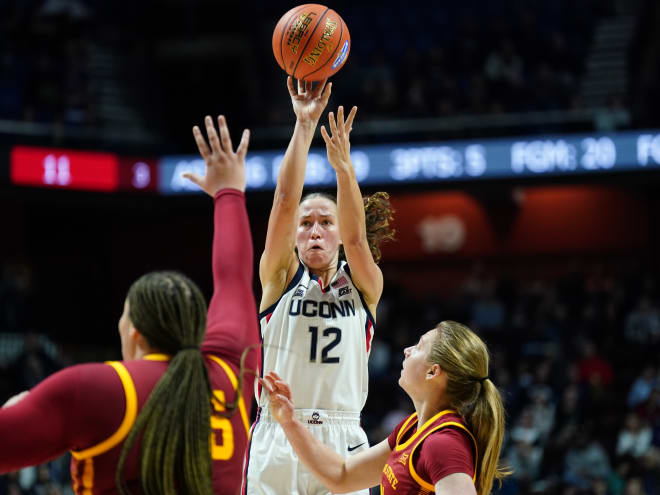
[578,340,614,387]
[629,366,658,409]
[563,430,611,489]
[617,413,653,458]
[506,438,544,486]
[10,333,61,391]
[625,297,660,345]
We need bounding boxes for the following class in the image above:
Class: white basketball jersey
[258,260,374,412]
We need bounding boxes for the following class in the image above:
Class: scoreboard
[7,130,660,194]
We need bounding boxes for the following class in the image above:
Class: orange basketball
[272,4,351,82]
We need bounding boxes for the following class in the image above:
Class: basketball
[272,4,351,82]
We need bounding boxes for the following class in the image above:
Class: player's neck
[310,264,338,288]
[415,397,452,431]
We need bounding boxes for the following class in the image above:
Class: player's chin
[303,252,329,267]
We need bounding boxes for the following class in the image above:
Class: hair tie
[477,376,489,383]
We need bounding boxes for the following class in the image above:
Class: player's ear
[426,364,443,380]
[131,327,152,353]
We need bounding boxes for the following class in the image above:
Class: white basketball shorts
[242,408,370,495]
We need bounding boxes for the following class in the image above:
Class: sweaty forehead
[299,198,337,218]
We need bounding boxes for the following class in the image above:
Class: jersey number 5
[210,389,234,460]
[309,326,342,363]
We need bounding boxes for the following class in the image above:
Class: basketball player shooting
[242,78,394,495]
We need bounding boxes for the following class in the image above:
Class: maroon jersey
[381,410,477,495]
[0,189,259,495]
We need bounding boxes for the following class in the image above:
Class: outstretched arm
[259,78,332,311]
[184,115,258,358]
[321,106,383,310]
[261,372,389,493]
[0,364,125,472]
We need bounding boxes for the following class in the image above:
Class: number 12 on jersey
[308,326,342,363]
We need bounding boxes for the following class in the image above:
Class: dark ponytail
[116,271,213,495]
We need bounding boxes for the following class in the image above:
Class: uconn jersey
[258,260,374,412]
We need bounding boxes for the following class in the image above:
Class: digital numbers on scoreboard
[10,146,119,191]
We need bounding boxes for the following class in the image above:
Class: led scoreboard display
[8,130,660,194]
[11,146,119,191]
[158,130,660,194]
[10,146,158,192]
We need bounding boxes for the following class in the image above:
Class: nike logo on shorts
[347,443,365,452]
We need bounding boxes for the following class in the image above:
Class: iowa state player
[0,115,259,495]
[261,321,511,495]
[243,80,394,495]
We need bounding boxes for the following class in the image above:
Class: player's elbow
[323,461,355,493]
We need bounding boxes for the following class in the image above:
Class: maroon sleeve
[416,428,475,484]
[0,363,124,472]
[387,415,411,450]
[202,189,259,364]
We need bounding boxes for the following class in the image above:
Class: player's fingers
[312,78,328,98]
[205,116,222,156]
[305,80,312,94]
[192,126,211,160]
[236,129,251,160]
[287,76,296,97]
[321,81,332,103]
[337,106,345,138]
[270,371,283,381]
[297,78,304,95]
[182,172,203,187]
[320,125,331,146]
[275,379,293,398]
[257,377,272,394]
[217,115,234,154]
[328,111,338,137]
[276,394,294,409]
[345,106,358,134]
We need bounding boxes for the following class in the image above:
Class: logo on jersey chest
[397,452,409,465]
[288,299,356,318]
[338,286,352,297]
[331,275,348,288]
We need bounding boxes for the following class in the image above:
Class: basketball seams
[302,11,345,81]
[279,5,310,73]
[292,7,329,80]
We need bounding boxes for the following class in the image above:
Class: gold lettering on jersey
[383,463,398,490]
[397,452,409,465]
[210,389,235,460]
[303,18,338,65]
[287,12,316,54]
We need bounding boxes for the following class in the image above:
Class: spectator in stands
[617,413,653,458]
[629,365,658,409]
[625,297,660,345]
[563,429,611,489]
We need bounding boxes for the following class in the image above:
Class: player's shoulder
[421,421,474,455]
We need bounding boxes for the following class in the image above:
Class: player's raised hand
[260,371,295,426]
[321,105,357,173]
[185,115,250,196]
[288,76,332,126]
